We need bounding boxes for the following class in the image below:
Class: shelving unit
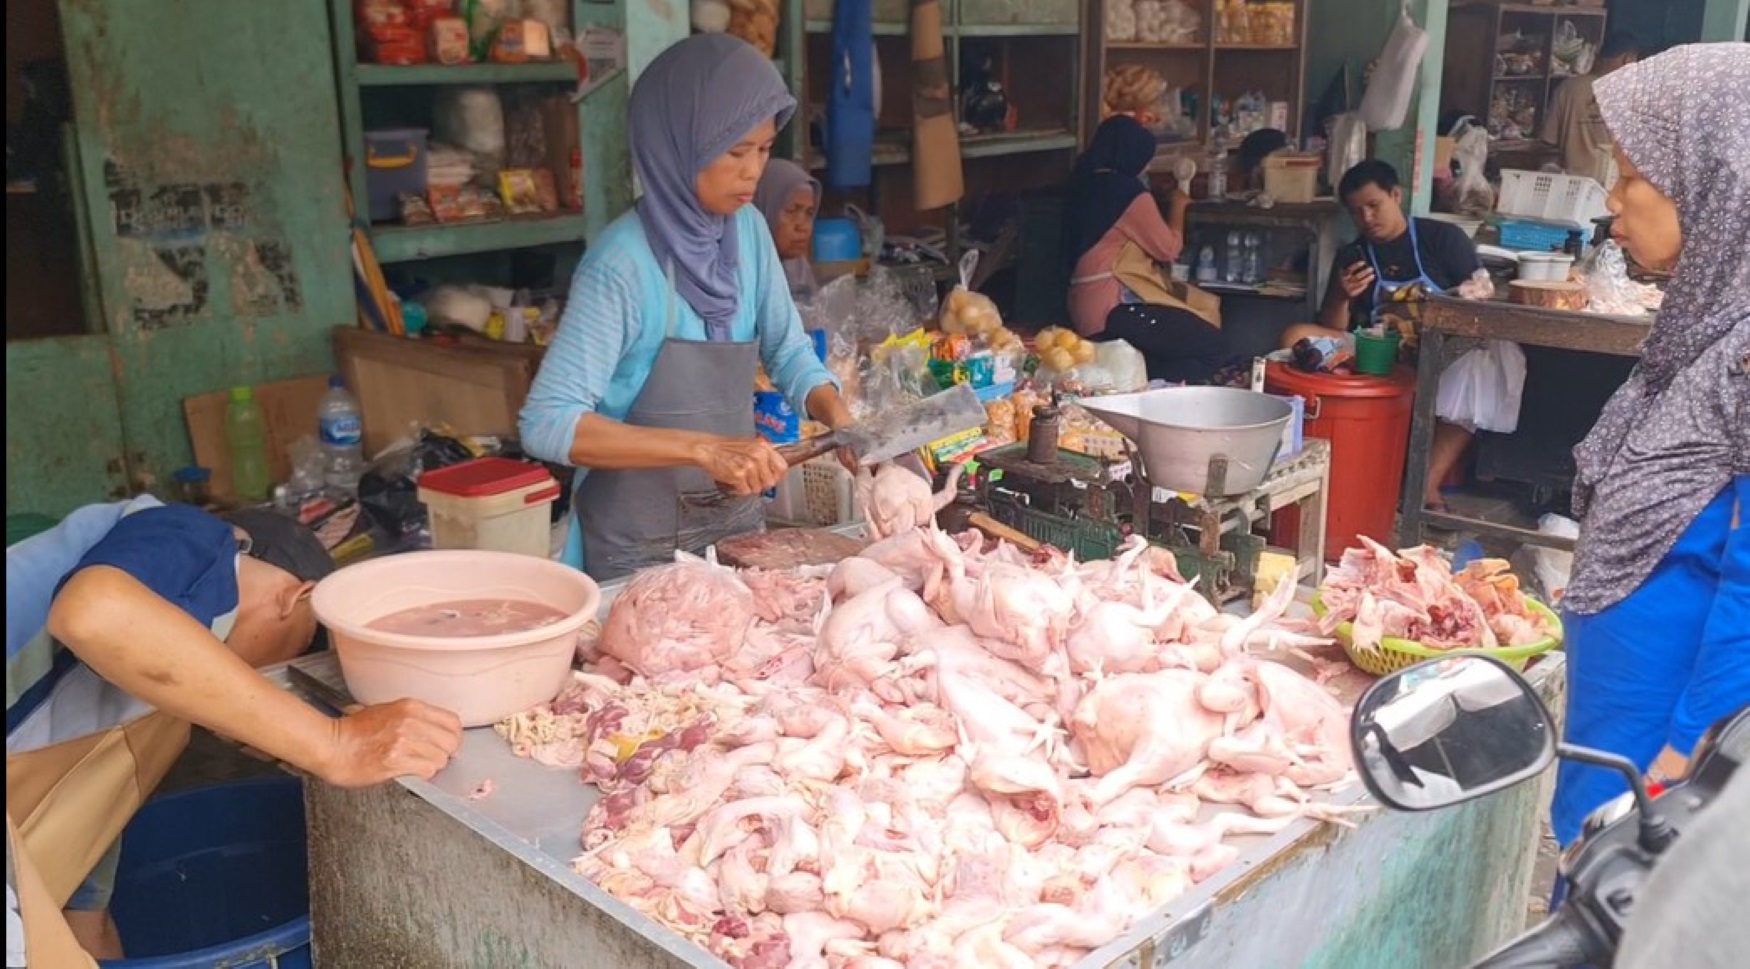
[328,2,608,267]
[1440,2,1609,145]
[793,0,1085,238]
[1084,0,1312,167]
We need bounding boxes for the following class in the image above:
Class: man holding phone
[1280,160,1510,512]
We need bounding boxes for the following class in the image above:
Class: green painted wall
[1307,0,1449,216]
[1701,0,1750,39]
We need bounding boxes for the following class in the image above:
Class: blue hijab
[629,34,797,340]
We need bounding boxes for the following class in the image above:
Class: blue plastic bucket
[812,218,862,263]
[99,777,310,969]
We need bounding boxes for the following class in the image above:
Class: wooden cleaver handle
[966,512,1043,552]
[775,434,844,468]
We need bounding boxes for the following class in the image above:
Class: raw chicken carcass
[1074,670,1226,805]
[858,463,963,540]
[599,561,758,677]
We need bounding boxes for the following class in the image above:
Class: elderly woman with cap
[754,157,822,304]
[1551,43,1749,849]
[520,35,850,581]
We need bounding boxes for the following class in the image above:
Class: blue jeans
[1551,478,1749,846]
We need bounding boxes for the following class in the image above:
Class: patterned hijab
[629,35,797,339]
[1564,44,1750,614]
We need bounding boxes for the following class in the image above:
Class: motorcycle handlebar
[1471,907,1602,969]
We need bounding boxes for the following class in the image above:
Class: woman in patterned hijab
[1551,44,1750,847]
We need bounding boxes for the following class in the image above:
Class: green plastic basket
[1312,592,1563,676]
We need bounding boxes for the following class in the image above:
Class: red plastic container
[1265,362,1416,562]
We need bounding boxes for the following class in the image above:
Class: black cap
[223,508,335,584]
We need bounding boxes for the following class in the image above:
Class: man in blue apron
[6,500,462,962]
[518,36,851,582]
[1280,160,1518,511]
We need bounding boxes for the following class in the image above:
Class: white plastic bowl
[312,550,601,727]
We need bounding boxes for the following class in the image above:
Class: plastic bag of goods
[1357,3,1430,132]
[1106,0,1138,41]
[1097,339,1148,393]
[433,86,507,173]
[1531,514,1579,603]
[1434,339,1526,434]
[1103,64,1168,121]
[1031,326,1098,387]
[727,0,781,58]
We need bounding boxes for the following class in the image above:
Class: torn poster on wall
[105,157,303,328]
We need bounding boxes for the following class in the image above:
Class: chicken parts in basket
[1318,537,1558,654]
[498,529,1368,969]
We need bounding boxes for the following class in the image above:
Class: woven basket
[1312,593,1563,677]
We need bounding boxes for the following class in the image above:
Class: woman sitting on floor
[1064,115,1224,384]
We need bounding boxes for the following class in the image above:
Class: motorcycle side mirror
[1349,655,1557,812]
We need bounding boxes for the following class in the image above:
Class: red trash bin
[1265,362,1417,562]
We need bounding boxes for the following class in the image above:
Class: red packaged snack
[428,16,470,64]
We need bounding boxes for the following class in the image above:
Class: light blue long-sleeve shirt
[519,206,835,471]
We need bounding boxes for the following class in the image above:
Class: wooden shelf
[1108,41,1207,51]
[1086,0,1311,150]
[961,129,1079,158]
[369,213,587,263]
[355,61,578,86]
[804,21,1078,38]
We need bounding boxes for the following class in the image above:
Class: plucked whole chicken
[498,526,1365,969]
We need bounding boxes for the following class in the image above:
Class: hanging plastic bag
[1435,339,1527,433]
[1327,112,1369,190]
[1358,2,1430,132]
[1451,122,1496,218]
[1530,513,1579,602]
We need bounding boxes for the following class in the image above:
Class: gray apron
[574,265,765,581]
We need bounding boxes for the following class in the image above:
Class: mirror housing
[1350,655,1556,812]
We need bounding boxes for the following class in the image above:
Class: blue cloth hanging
[826,0,875,189]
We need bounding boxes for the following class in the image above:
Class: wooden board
[714,528,869,570]
[1509,280,1589,311]
[184,374,331,500]
[333,327,544,456]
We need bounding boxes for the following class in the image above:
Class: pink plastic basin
[311,550,601,727]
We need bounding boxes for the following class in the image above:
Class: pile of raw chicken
[497,526,1360,969]
[1318,537,1557,654]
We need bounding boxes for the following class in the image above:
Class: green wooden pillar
[1701,0,1750,41]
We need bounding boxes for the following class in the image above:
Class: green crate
[988,498,1125,562]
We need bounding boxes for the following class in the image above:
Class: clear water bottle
[1196,244,1218,284]
[225,386,271,502]
[1243,231,1263,284]
[1223,231,1243,283]
[317,374,366,494]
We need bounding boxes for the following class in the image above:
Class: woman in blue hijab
[520,35,849,581]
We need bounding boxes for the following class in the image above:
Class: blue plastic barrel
[99,777,311,969]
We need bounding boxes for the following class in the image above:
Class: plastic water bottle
[317,375,366,494]
[1223,231,1243,283]
[225,386,271,502]
[1195,245,1218,284]
[1243,232,1263,284]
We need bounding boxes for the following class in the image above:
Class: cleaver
[776,382,988,469]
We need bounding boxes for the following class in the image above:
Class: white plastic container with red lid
[418,457,560,558]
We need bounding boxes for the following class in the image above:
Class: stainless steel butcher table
[275,585,1566,969]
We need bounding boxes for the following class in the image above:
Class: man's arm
[47,567,460,787]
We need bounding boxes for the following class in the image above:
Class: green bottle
[225,386,271,502]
